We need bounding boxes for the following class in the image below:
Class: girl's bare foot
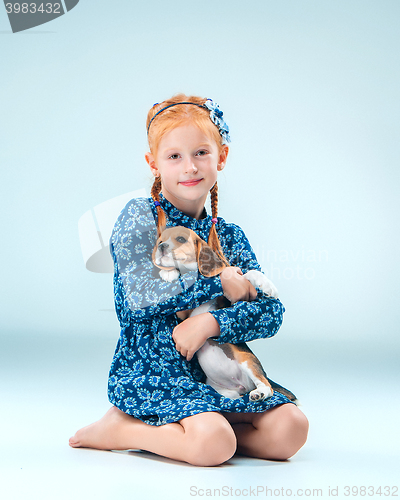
[69,407,236,466]
[69,406,144,451]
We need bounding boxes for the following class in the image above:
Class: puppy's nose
[159,242,169,252]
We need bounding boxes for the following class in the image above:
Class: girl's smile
[180,178,203,186]
[146,124,228,219]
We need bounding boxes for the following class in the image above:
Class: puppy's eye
[175,236,187,244]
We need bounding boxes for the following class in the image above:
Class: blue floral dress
[108,192,293,426]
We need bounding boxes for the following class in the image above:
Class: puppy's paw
[249,385,273,402]
[243,270,278,298]
[159,269,180,282]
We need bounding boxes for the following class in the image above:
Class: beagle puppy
[152,226,297,403]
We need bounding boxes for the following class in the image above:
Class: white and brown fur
[152,226,297,403]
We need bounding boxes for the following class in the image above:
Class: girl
[69,94,309,466]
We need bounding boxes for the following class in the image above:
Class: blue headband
[147,99,231,144]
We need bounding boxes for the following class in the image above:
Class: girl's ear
[145,152,159,178]
[218,145,229,171]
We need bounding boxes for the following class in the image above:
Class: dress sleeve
[110,198,224,325]
[208,223,285,344]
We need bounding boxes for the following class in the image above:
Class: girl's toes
[69,435,81,448]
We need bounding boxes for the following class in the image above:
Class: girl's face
[146,124,228,219]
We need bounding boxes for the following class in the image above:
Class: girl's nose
[184,158,198,174]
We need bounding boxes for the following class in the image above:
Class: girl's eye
[168,154,180,160]
[196,150,208,156]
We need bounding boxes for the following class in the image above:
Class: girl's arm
[209,293,284,344]
[207,224,285,344]
[172,267,261,360]
[111,198,224,323]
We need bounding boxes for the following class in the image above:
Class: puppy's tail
[267,378,301,406]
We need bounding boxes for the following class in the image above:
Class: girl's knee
[184,413,237,466]
[258,404,309,461]
[277,405,309,459]
[191,426,236,466]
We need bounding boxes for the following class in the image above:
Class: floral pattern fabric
[108,192,293,426]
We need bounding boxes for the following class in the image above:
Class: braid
[150,176,166,237]
[208,182,230,267]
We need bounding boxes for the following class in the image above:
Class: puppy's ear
[195,238,226,277]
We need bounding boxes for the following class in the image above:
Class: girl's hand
[220,267,257,303]
[172,312,220,362]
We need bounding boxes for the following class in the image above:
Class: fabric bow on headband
[203,99,231,144]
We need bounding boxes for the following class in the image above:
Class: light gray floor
[1,332,399,500]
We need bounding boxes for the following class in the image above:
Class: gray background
[1,1,399,499]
